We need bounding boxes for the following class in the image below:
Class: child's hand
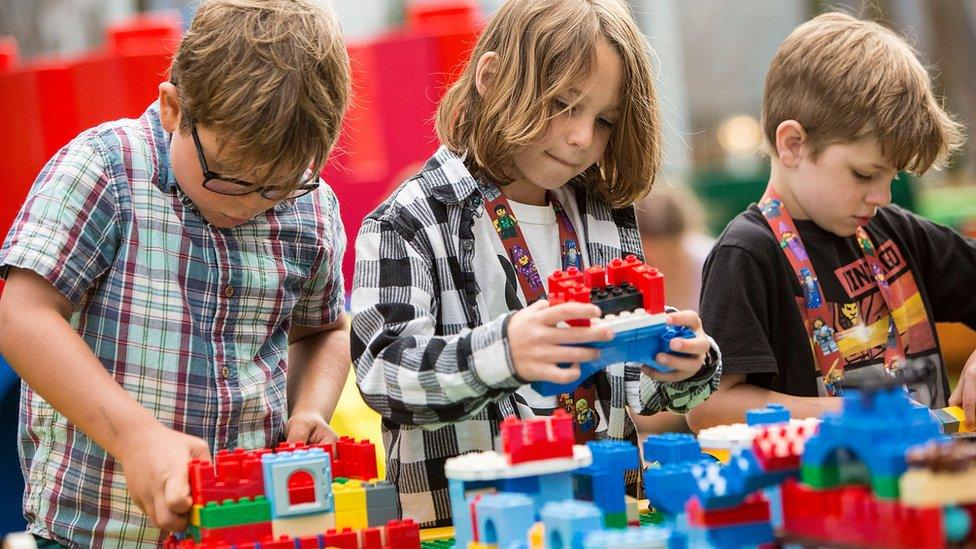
[949,348,976,429]
[117,423,211,533]
[642,310,712,382]
[286,410,340,445]
[507,300,613,384]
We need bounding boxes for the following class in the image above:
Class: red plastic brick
[687,492,770,527]
[781,478,945,549]
[752,421,818,472]
[189,448,267,505]
[501,410,574,464]
[584,265,607,289]
[324,528,359,549]
[196,521,272,545]
[362,527,384,549]
[385,519,422,548]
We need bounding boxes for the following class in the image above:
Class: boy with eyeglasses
[0,0,351,545]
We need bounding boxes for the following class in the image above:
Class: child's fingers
[669,335,710,355]
[538,302,602,325]
[546,344,600,365]
[963,378,976,430]
[156,475,190,532]
[286,419,314,443]
[538,363,582,385]
[548,325,614,344]
[655,352,706,374]
[666,310,703,331]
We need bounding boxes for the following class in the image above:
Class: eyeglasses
[190,123,318,200]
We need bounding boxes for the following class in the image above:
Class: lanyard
[483,184,597,442]
[483,187,583,302]
[758,186,906,395]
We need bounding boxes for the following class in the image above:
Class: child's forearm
[286,320,350,421]
[0,268,162,460]
[686,374,841,432]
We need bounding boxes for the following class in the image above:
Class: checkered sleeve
[292,186,346,326]
[351,216,523,427]
[629,333,723,415]
[0,136,120,304]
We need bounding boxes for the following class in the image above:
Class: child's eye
[852,170,873,180]
[597,118,616,129]
[553,99,572,113]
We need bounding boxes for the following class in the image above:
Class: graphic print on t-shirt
[806,237,943,406]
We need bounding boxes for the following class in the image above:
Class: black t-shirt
[700,204,976,408]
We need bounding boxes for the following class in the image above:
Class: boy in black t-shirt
[690,12,976,431]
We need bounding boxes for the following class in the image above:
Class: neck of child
[501,179,549,206]
[768,162,810,220]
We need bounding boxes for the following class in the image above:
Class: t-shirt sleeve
[0,137,120,305]
[699,244,780,376]
[908,212,976,328]
[292,187,346,327]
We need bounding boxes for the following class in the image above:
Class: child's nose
[567,119,594,149]
[865,183,892,207]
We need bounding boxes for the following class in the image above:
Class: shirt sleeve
[625,318,723,415]
[0,136,120,304]
[350,215,523,428]
[698,244,780,377]
[908,212,976,328]
[292,186,346,326]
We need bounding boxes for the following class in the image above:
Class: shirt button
[462,240,474,251]
[220,366,230,379]
[223,285,235,298]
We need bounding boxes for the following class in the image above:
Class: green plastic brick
[604,511,628,529]
[800,464,841,488]
[871,475,900,499]
[198,496,271,528]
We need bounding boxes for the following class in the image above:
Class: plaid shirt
[351,146,721,527]
[0,103,346,547]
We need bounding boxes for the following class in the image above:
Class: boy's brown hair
[169,0,350,191]
[762,12,964,174]
[435,0,662,208]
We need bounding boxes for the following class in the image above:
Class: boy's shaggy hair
[170,0,350,190]
[762,12,964,174]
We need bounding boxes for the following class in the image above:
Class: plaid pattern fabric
[351,146,721,527]
[0,103,346,547]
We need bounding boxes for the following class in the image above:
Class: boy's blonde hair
[762,12,964,174]
[436,0,662,208]
[169,0,350,191]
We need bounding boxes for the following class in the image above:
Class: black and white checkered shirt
[351,146,721,527]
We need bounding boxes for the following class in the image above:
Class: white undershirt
[507,199,561,294]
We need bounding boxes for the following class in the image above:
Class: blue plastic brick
[746,404,790,426]
[644,460,711,515]
[540,500,603,549]
[260,448,332,519]
[643,433,702,465]
[803,386,945,483]
[686,520,774,548]
[532,322,694,396]
[448,478,494,549]
[582,526,678,548]
[575,441,639,517]
[475,493,536,548]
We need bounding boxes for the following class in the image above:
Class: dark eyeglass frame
[190,123,318,200]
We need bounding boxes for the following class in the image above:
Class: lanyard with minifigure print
[758,186,907,396]
[483,184,597,443]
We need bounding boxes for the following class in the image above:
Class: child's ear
[475,52,500,97]
[775,120,807,168]
[158,82,182,133]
